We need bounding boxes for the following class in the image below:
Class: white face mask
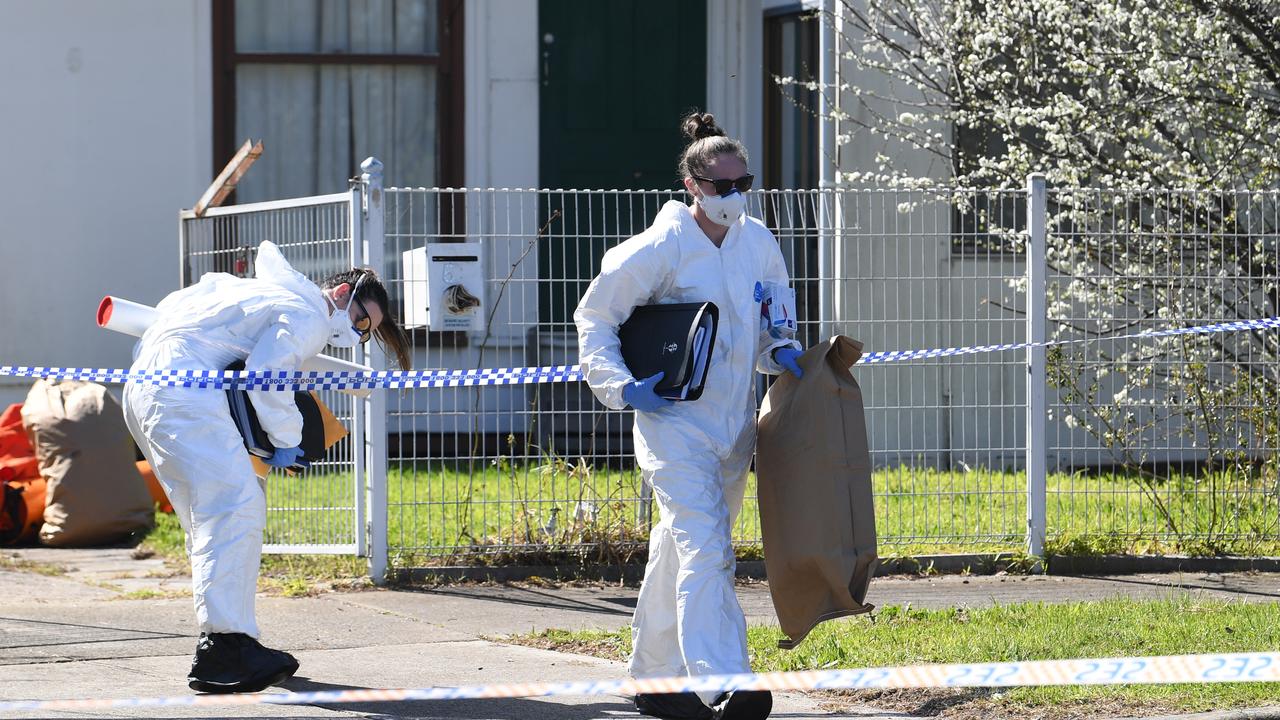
[327,297,363,348]
[327,278,368,348]
[697,189,746,227]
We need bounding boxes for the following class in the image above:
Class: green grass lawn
[140,462,1280,569]
[238,462,1280,564]
[141,511,371,590]
[509,598,1280,718]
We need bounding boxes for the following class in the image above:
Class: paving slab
[0,625,858,720]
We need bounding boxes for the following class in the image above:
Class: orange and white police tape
[1,651,1277,713]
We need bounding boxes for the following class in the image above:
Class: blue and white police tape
[0,365,584,391]
[0,651,1277,712]
[1,316,1276,391]
[857,315,1280,364]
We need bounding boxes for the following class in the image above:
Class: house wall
[707,0,763,164]
[0,0,212,410]
[830,0,1031,468]
[0,0,825,454]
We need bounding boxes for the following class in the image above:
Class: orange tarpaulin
[135,460,172,514]
[0,404,45,545]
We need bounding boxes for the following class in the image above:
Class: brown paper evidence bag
[756,335,878,650]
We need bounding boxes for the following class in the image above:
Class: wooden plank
[192,138,263,217]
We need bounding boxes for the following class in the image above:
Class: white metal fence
[176,165,1280,571]
[1040,186,1280,553]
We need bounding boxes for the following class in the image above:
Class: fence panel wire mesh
[175,185,1280,565]
[1042,189,1280,554]
[380,188,1038,565]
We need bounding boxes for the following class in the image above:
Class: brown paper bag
[756,335,878,649]
[21,381,154,547]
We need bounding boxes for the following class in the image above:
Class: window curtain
[233,0,439,202]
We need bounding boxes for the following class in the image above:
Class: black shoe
[188,632,300,694]
[635,691,715,720]
[713,690,772,720]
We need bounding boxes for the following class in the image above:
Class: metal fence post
[816,0,837,340]
[177,212,190,288]
[348,185,368,562]
[360,157,389,585]
[1025,173,1048,563]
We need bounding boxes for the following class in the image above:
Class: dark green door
[538,0,706,329]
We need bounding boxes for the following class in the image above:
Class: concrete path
[2,546,1279,719]
[0,548,885,719]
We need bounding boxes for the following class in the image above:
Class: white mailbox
[402,242,486,332]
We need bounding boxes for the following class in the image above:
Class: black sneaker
[187,632,299,694]
[634,691,715,719]
[713,690,772,720]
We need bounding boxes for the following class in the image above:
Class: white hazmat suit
[575,201,800,703]
[122,241,331,637]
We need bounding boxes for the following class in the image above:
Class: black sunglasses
[349,275,373,344]
[691,173,754,197]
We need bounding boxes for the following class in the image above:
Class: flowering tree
[810,0,1280,545]
[830,0,1279,189]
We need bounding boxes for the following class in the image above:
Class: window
[763,8,821,347]
[950,124,1025,255]
[212,0,463,202]
[763,8,819,191]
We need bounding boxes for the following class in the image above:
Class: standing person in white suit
[575,112,804,720]
[122,241,410,694]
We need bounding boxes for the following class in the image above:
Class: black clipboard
[619,302,719,401]
[224,361,324,471]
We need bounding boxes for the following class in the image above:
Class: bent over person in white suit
[123,241,410,694]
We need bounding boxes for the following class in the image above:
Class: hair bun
[681,111,726,142]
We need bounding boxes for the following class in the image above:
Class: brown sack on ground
[756,335,878,649]
[21,380,154,547]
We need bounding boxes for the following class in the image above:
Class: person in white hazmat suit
[122,241,411,694]
[575,112,804,720]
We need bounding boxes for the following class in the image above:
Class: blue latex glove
[774,346,804,378]
[623,371,675,412]
[265,445,305,469]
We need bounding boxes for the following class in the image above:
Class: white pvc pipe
[96,296,157,337]
[97,296,374,398]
